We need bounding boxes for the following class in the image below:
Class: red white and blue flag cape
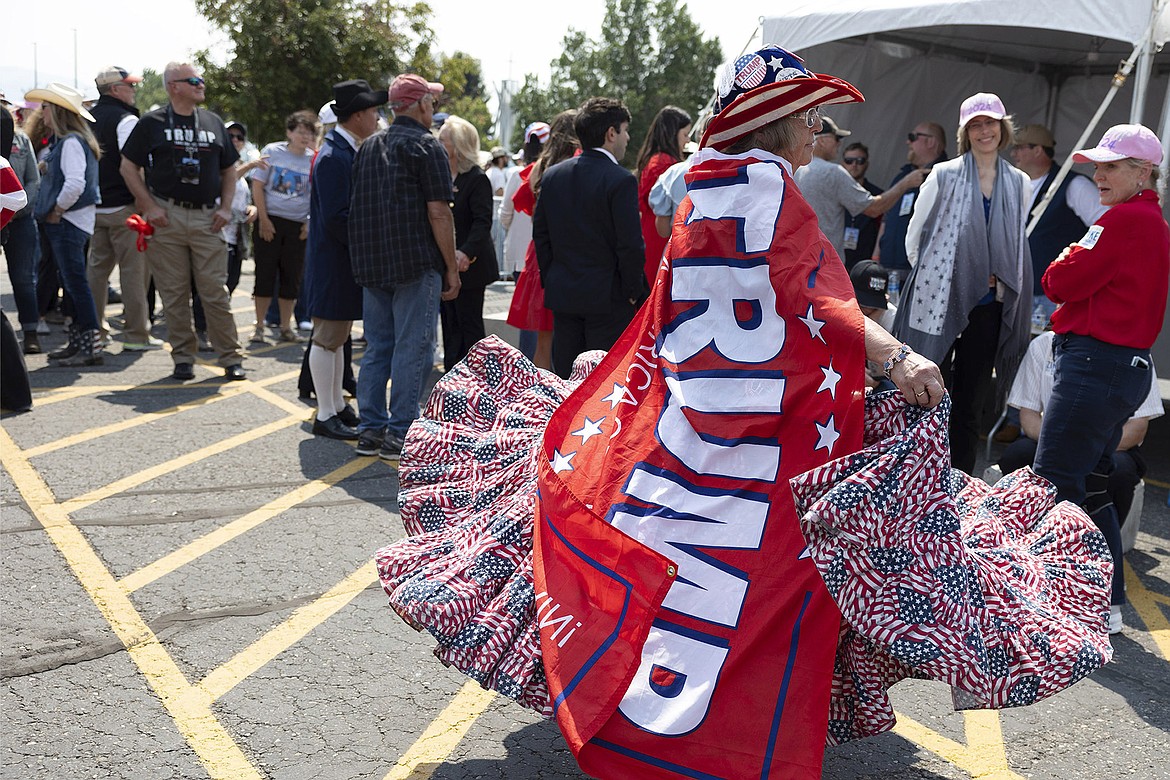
[533,148,867,778]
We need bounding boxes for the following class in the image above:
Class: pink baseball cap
[1073,123,1164,166]
[388,74,443,110]
[959,92,1006,129]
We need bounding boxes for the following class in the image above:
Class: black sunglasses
[843,156,867,164]
[170,77,205,87]
[229,133,245,140]
[907,132,930,142]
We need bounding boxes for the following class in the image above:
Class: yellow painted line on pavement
[1126,561,1170,661]
[120,455,381,593]
[892,710,1024,779]
[382,680,497,780]
[1145,477,1169,490]
[60,414,304,512]
[21,369,300,457]
[0,427,261,780]
[247,383,313,418]
[199,562,379,701]
[960,710,1021,779]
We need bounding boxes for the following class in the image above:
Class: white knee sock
[309,344,338,420]
[332,346,347,415]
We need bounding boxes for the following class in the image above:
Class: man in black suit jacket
[534,97,648,378]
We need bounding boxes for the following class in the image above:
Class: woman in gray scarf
[893,92,1032,474]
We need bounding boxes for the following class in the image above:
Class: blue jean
[42,219,99,332]
[1,215,40,329]
[357,271,441,437]
[1034,333,1152,605]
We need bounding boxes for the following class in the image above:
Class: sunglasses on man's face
[843,156,867,165]
[170,77,205,87]
[907,132,930,142]
[229,133,244,141]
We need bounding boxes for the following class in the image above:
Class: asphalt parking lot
[2,272,1168,779]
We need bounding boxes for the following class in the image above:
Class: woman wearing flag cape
[377,47,1113,779]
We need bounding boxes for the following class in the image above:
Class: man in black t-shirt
[120,61,245,381]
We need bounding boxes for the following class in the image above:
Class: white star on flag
[572,416,605,444]
[817,359,842,399]
[551,449,577,473]
[601,383,630,410]
[798,303,826,343]
[814,414,840,455]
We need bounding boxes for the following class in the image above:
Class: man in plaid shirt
[348,74,461,460]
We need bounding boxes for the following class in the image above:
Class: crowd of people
[2,41,1166,779]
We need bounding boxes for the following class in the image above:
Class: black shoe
[337,404,359,427]
[173,363,196,381]
[355,428,385,456]
[312,415,360,440]
[22,332,42,354]
[379,432,405,461]
[224,364,246,381]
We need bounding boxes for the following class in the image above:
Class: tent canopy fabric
[758,0,1170,374]
[757,0,1168,190]
[762,0,1168,55]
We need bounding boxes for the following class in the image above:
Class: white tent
[760,0,1168,182]
[760,0,1170,372]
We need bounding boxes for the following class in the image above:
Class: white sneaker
[1108,605,1123,635]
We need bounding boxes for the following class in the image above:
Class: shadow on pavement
[428,720,585,779]
[1092,632,1170,733]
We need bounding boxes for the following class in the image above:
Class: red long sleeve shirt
[1043,189,1169,350]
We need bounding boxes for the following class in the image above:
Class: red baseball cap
[389,74,443,110]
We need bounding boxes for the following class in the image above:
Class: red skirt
[505,243,553,332]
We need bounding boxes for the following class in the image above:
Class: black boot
[59,329,105,367]
[48,325,81,360]
[22,331,42,355]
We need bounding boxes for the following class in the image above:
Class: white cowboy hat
[24,82,95,122]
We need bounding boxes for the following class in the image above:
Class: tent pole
[1026,13,1157,236]
[1044,73,1062,129]
[1129,40,1153,122]
[1159,76,1170,184]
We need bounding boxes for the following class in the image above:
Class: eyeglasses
[229,133,245,141]
[907,132,930,142]
[170,77,205,87]
[792,106,821,128]
[843,156,867,165]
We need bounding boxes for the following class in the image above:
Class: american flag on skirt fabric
[533,147,867,778]
[375,342,603,715]
[790,391,1113,744]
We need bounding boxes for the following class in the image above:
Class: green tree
[135,68,168,112]
[509,0,722,166]
[191,0,436,144]
[425,51,493,145]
